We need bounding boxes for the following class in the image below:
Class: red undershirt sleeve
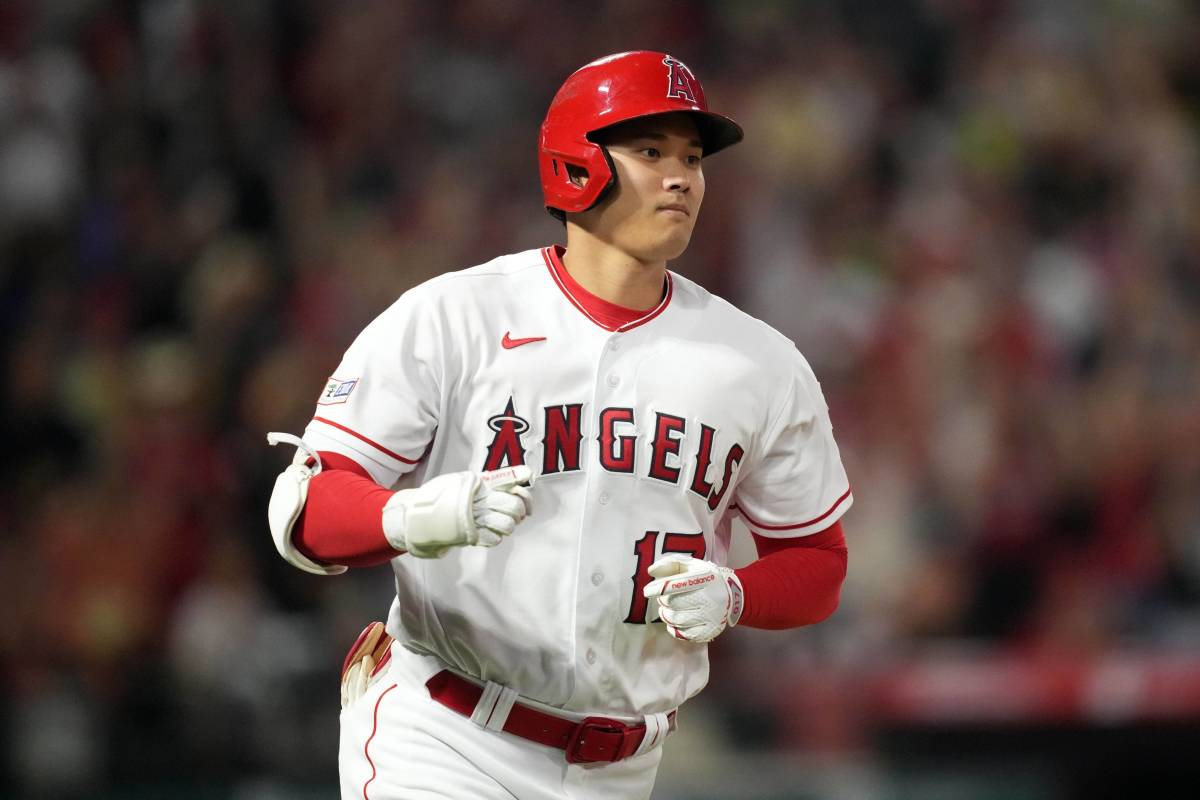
[292,452,851,604]
[291,451,402,568]
[733,521,848,630]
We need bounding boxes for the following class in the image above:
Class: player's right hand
[473,466,535,546]
[382,465,534,558]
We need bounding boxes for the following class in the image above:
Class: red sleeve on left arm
[733,521,848,630]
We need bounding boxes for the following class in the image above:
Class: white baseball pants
[338,643,663,799]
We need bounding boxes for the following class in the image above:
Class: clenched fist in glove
[642,554,744,643]
[382,465,533,558]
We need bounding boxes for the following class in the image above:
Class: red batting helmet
[539,51,743,218]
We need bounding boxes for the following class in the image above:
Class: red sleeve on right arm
[291,451,402,568]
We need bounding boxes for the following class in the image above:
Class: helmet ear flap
[589,144,619,209]
[540,141,617,218]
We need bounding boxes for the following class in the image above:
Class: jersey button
[586,648,597,665]
[598,492,611,505]
[606,373,620,387]
[591,571,604,586]
[609,339,621,351]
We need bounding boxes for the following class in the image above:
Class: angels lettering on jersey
[483,396,742,513]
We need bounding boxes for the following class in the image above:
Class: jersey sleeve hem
[311,416,423,464]
[734,487,853,538]
[305,418,428,486]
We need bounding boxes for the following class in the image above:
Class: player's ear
[565,164,589,188]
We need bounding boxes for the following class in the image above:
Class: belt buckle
[564,716,633,764]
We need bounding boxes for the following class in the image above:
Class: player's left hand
[642,555,744,643]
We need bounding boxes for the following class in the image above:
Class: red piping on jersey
[541,245,673,332]
[362,683,398,799]
[734,487,853,532]
[312,416,422,465]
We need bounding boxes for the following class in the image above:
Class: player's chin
[645,224,695,261]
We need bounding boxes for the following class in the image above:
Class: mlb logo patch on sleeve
[318,377,359,405]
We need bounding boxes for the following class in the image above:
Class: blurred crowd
[1,0,1198,796]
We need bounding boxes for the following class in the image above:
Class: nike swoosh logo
[502,332,547,349]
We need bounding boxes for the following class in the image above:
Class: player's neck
[560,230,667,311]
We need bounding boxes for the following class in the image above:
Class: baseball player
[266,51,851,799]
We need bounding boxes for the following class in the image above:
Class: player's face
[579,113,706,262]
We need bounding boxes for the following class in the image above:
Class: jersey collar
[541,245,673,333]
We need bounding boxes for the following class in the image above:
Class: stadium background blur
[2,1,1199,798]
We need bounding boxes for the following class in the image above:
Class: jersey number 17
[624,530,705,624]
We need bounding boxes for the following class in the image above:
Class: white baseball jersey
[303,245,852,718]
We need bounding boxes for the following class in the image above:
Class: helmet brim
[587,110,744,157]
[692,111,744,156]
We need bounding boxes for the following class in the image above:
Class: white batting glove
[340,621,394,709]
[472,467,535,545]
[382,465,533,558]
[642,555,744,643]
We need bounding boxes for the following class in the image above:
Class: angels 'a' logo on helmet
[663,55,697,103]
